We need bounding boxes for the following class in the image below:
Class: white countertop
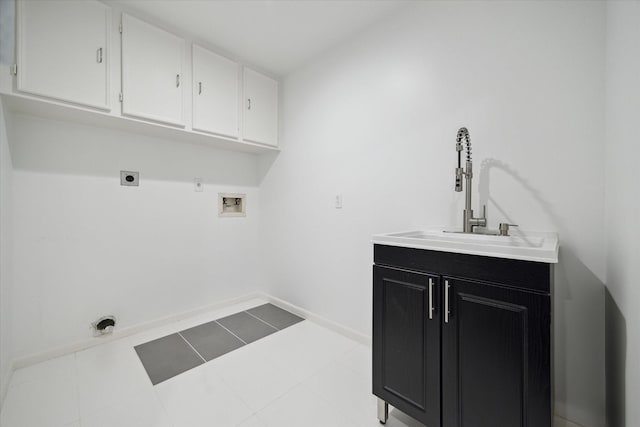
[372,228,559,263]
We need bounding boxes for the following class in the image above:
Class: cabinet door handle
[428,278,434,320]
[444,280,450,324]
[176,74,181,88]
[96,47,103,64]
[247,98,251,110]
[198,82,202,95]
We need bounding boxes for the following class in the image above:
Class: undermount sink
[372,228,559,263]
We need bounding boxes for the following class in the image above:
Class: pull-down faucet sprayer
[454,127,470,192]
[454,127,487,233]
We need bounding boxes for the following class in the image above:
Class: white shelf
[0,92,279,155]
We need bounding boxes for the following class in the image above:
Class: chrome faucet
[454,127,487,233]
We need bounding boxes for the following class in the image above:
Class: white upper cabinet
[6,6,280,153]
[243,68,278,146]
[121,14,185,127]
[192,45,239,138]
[17,0,111,110]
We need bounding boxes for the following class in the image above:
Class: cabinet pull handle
[247,98,251,110]
[96,47,103,64]
[198,82,202,95]
[176,74,180,88]
[428,278,434,320]
[444,280,450,324]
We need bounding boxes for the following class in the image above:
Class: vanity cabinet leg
[377,398,388,424]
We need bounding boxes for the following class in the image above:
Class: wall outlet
[120,171,139,186]
[335,194,343,209]
[194,178,203,192]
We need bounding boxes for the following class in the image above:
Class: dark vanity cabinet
[373,244,553,427]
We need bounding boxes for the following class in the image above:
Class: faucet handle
[498,223,518,236]
[473,205,488,229]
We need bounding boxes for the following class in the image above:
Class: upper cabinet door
[17,0,110,110]
[192,45,239,138]
[121,14,185,127]
[243,67,278,146]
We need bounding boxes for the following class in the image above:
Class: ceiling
[106,0,408,77]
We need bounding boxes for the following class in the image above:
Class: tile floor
[134,303,303,385]
[0,298,424,427]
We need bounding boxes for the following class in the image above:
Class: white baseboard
[11,291,263,370]
[11,291,371,372]
[258,292,371,346]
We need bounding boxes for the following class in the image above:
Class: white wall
[8,113,264,359]
[261,1,606,426]
[0,0,16,409]
[0,0,14,66]
[0,99,14,408]
[604,2,640,426]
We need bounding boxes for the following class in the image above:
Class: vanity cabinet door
[373,266,441,427]
[441,277,551,427]
[17,0,110,110]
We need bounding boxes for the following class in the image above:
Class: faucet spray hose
[456,127,472,162]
